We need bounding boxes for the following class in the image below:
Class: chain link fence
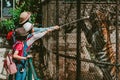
[32,0,120,80]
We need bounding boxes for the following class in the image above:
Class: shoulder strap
[7,54,12,64]
[13,41,23,50]
[13,41,26,67]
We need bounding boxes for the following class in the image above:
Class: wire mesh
[36,0,120,80]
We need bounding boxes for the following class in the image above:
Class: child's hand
[27,55,33,58]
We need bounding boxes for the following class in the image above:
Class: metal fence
[32,0,120,80]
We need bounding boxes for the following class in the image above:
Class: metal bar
[63,1,117,4]
[1,0,2,19]
[115,0,119,80]
[39,0,42,27]
[55,0,59,80]
[80,2,116,4]
[52,52,120,67]
[28,63,32,80]
[64,2,67,79]
[28,58,40,80]
[76,0,81,80]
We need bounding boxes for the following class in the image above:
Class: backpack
[3,50,17,75]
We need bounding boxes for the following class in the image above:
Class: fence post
[55,0,59,80]
[28,58,32,80]
[76,0,81,80]
[115,0,119,80]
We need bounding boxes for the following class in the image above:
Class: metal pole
[115,0,119,80]
[56,0,59,80]
[76,0,81,80]
[60,17,89,28]
[1,0,2,19]
[64,2,67,79]
[39,0,42,27]
[28,59,32,80]
[28,58,40,80]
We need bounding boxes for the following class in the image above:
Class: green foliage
[10,2,26,26]
[3,19,15,31]
[8,1,37,26]
[30,14,37,23]
[0,19,15,34]
[0,3,24,33]
[20,0,42,24]
[0,1,38,34]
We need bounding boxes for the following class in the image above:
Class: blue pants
[15,64,26,80]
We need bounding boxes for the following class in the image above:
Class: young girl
[12,28,32,80]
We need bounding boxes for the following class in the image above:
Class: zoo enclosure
[35,0,120,80]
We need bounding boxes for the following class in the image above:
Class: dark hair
[28,28,32,34]
[15,34,27,41]
[15,30,27,41]
[15,26,28,41]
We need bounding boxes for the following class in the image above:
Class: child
[12,28,32,80]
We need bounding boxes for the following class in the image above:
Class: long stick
[60,16,89,28]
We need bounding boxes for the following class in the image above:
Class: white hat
[23,22,33,32]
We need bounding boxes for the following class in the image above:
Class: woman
[18,11,60,52]
[22,22,60,52]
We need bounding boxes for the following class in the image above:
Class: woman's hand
[46,25,60,33]
[54,25,60,30]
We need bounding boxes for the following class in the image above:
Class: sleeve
[26,31,47,47]
[14,43,23,51]
[33,26,55,33]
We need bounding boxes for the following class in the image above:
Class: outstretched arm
[26,25,60,47]
[33,25,60,33]
[33,26,56,32]
[26,30,48,47]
